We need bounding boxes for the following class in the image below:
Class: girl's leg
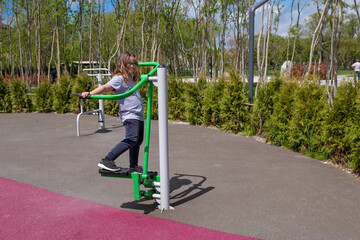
[106,119,141,162]
[129,121,144,168]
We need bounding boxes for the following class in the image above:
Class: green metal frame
[95,62,161,200]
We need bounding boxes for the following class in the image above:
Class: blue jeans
[106,119,144,168]
[356,71,360,80]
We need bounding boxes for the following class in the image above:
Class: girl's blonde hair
[112,51,140,83]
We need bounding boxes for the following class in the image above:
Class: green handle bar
[89,62,160,100]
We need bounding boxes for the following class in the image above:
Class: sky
[252,0,324,37]
[272,0,358,36]
[273,0,315,36]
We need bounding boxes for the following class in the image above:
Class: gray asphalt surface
[1,113,359,240]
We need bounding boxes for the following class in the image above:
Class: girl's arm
[81,84,114,98]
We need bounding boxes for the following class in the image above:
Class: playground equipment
[75,63,172,211]
[76,68,112,137]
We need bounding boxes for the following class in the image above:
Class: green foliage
[52,74,74,113]
[265,81,297,146]
[9,79,32,113]
[140,82,158,120]
[184,77,206,125]
[324,82,360,169]
[104,91,119,116]
[168,77,185,120]
[0,76,12,112]
[250,75,283,135]
[70,74,98,113]
[202,78,225,127]
[33,80,53,112]
[218,70,249,133]
[287,80,327,158]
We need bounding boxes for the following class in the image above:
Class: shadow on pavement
[79,125,124,137]
[170,173,215,207]
[120,173,214,214]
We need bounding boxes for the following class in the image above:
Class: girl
[82,51,144,172]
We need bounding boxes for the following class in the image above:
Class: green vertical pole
[131,172,141,200]
[142,82,153,178]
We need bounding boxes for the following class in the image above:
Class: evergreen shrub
[264,80,297,146]
[324,82,360,169]
[184,77,206,125]
[287,79,327,158]
[33,79,53,112]
[52,74,74,113]
[0,76,12,112]
[202,78,225,127]
[250,74,283,135]
[218,70,249,133]
[104,91,119,116]
[168,77,185,120]
[71,74,98,113]
[9,78,32,112]
[140,82,158,120]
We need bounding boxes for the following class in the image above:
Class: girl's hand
[81,92,90,98]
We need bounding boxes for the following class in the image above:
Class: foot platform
[99,168,158,179]
[99,168,133,177]
[99,168,159,201]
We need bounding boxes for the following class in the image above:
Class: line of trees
[0,0,359,86]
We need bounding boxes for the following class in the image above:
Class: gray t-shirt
[107,75,144,122]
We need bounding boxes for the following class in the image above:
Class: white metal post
[157,65,172,211]
[97,73,105,130]
[77,68,111,136]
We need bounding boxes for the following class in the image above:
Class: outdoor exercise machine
[75,62,173,211]
[75,68,112,137]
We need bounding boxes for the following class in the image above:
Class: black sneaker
[130,166,143,173]
[98,158,121,171]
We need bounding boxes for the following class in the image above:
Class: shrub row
[0,72,359,170]
[253,77,360,170]
[0,74,118,115]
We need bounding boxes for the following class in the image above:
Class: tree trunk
[256,5,265,85]
[14,5,24,82]
[291,0,304,64]
[141,0,146,61]
[0,42,2,76]
[354,0,360,25]
[36,0,41,86]
[107,0,131,70]
[89,0,94,68]
[48,29,55,81]
[56,8,61,80]
[220,0,229,75]
[307,0,330,76]
[264,0,275,82]
[150,0,164,62]
[7,12,14,76]
[329,0,344,97]
[63,4,68,75]
[25,0,33,86]
[97,0,105,67]
[287,0,294,62]
[78,0,83,75]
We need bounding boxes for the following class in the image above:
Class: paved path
[1,113,359,240]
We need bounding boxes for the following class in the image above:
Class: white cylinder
[98,73,105,130]
[151,181,161,187]
[157,65,170,210]
[152,193,161,199]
